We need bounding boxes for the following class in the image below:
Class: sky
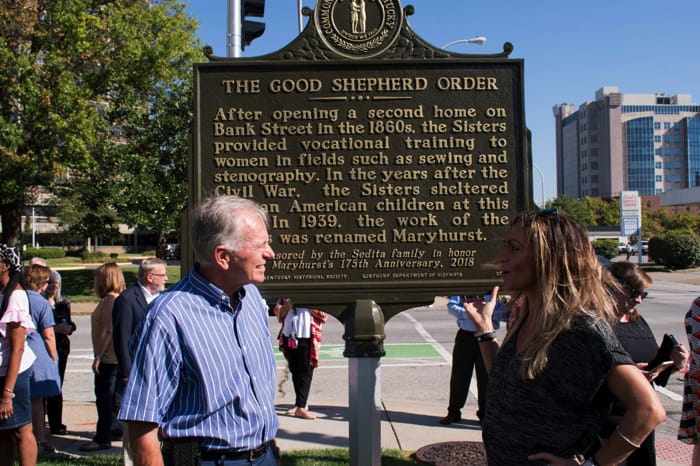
[185,0,700,204]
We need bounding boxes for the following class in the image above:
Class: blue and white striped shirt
[117,269,279,451]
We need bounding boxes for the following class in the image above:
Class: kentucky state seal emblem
[314,0,404,59]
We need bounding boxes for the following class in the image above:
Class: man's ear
[214,246,231,270]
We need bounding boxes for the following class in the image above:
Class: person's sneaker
[79,441,112,452]
[439,412,461,425]
[39,441,56,453]
[50,424,67,435]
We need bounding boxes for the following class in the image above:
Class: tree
[550,195,593,226]
[79,1,201,246]
[0,1,100,244]
[583,196,620,227]
[0,0,201,247]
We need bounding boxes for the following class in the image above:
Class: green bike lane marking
[275,343,441,361]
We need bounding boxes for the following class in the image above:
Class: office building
[553,86,700,199]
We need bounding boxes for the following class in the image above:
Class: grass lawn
[37,449,422,465]
[41,255,182,302]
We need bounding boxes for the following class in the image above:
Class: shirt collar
[138,283,159,304]
[189,266,246,313]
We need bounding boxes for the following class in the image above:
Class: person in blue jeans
[439,294,509,425]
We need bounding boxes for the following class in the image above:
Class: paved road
[65,271,698,406]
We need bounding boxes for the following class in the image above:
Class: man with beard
[112,257,168,465]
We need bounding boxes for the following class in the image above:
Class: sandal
[293,407,316,420]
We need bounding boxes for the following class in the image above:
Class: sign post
[620,190,642,264]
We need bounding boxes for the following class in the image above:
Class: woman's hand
[0,391,13,422]
[462,286,500,334]
[55,321,72,335]
[672,343,689,371]
[634,362,656,382]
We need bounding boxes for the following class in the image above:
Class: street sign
[621,216,640,237]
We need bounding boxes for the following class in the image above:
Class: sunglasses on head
[535,207,560,222]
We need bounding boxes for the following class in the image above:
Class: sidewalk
[41,398,484,460]
[39,396,694,465]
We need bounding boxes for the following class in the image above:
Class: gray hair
[191,196,269,265]
[46,270,63,302]
[138,257,168,279]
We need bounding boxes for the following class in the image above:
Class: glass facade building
[553,87,700,198]
[687,117,700,188]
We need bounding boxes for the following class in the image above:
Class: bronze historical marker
[192,0,532,315]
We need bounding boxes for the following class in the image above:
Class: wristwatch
[581,457,599,466]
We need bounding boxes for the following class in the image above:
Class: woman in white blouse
[275,298,327,420]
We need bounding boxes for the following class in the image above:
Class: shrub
[653,232,700,270]
[648,237,664,264]
[65,248,85,258]
[24,247,66,260]
[592,239,618,259]
[80,251,110,263]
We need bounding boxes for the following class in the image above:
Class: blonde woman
[463,210,665,466]
[80,263,125,452]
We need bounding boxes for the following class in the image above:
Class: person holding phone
[603,261,688,465]
[462,210,665,465]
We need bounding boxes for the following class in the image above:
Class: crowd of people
[2,196,700,466]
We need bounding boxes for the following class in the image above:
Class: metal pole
[227,0,242,57]
[442,36,487,49]
[638,215,644,265]
[32,207,36,248]
[534,165,545,208]
[344,300,385,466]
[298,0,303,33]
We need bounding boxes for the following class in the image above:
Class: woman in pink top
[0,245,37,466]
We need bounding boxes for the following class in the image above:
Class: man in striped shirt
[118,196,279,466]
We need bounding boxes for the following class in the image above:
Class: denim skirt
[0,369,31,430]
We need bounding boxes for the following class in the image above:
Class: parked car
[163,243,180,260]
[638,240,649,255]
[618,242,630,255]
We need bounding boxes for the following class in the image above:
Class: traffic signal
[241,0,265,50]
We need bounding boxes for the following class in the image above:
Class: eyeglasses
[149,273,168,278]
[628,288,648,300]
